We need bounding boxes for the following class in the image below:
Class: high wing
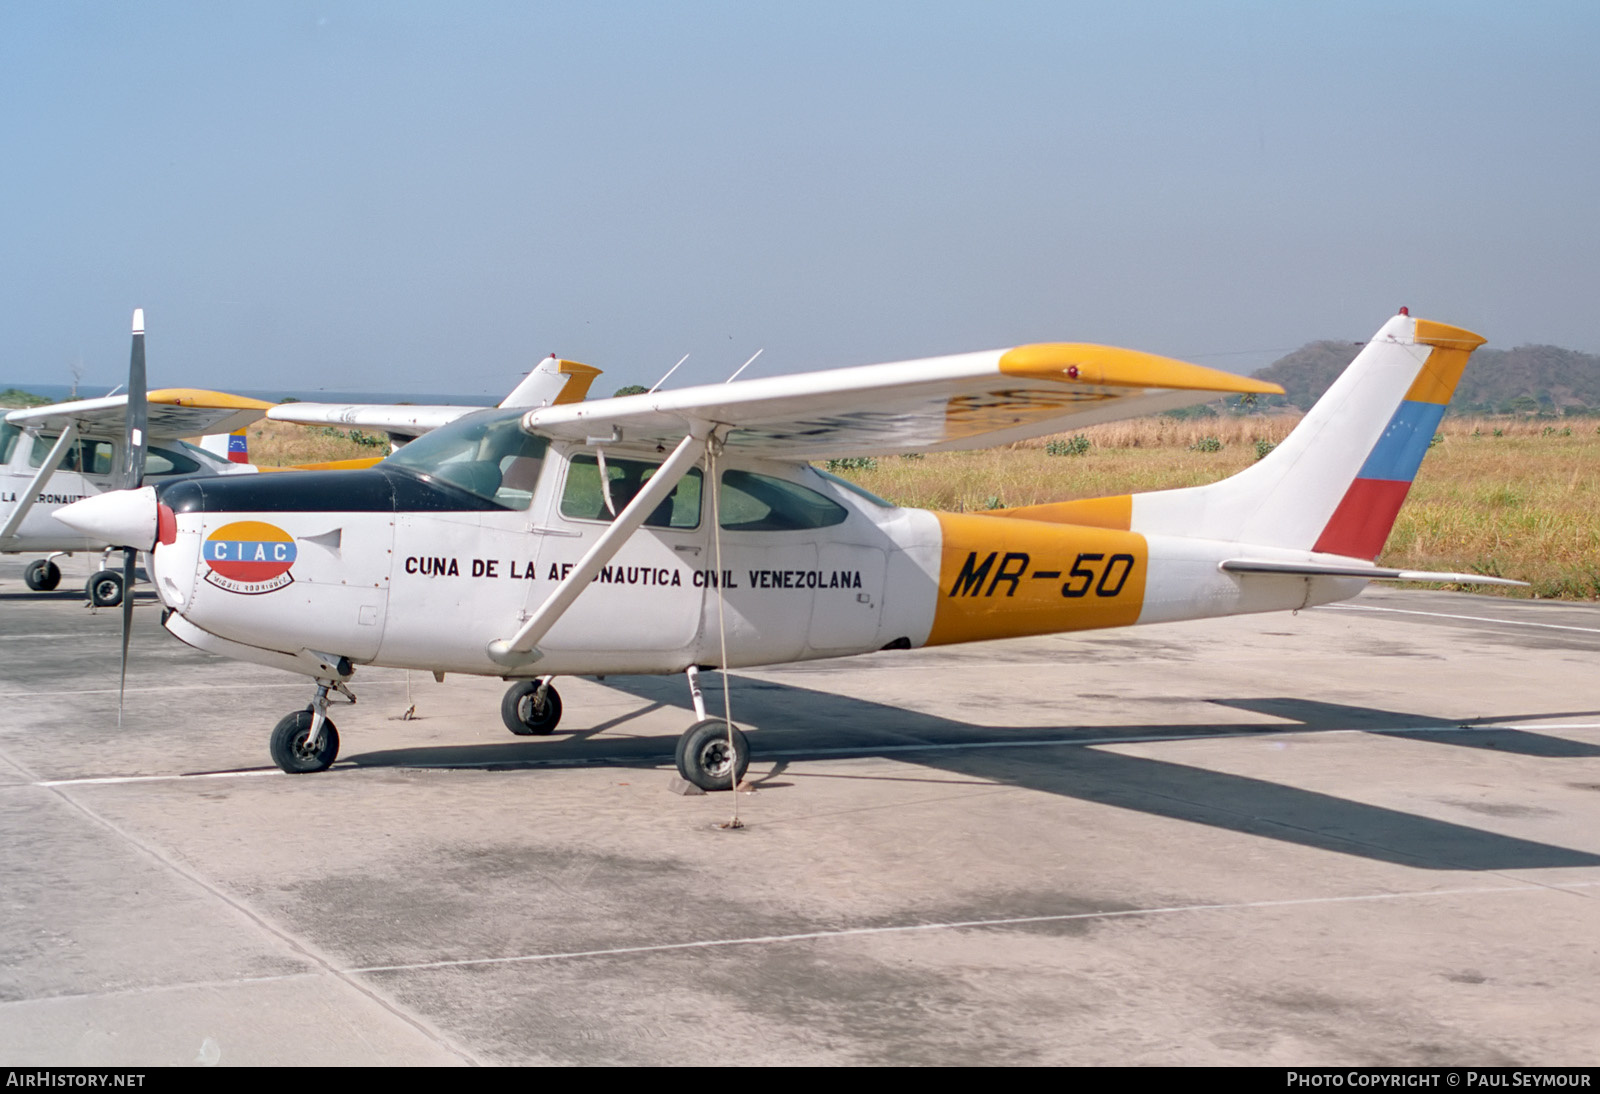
[265,403,474,438]
[267,355,603,441]
[6,388,274,441]
[519,343,1283,459]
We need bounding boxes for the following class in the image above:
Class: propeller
[116,308,148,724]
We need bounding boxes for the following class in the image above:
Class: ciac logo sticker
[203,521,297,594]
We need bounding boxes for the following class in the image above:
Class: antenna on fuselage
[724,348,763,383]
[647,354,691,394]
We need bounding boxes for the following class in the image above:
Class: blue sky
[3,1,1597,397]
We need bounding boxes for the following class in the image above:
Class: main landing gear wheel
[87,569,123,607]
[24,560,61,591]
[501,680,562,736]
[269,709,340,774]
[675,718,749,792]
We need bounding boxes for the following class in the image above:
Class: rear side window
[561,454,702,529]
[0,423,20,465]
[718,470,848,531]
[145,446,202,477]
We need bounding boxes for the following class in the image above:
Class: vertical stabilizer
[1131,312,1485,557]
[200,428,250,463]
[500,354,603,409]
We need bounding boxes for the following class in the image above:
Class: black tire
[24,560,61,591]
[676,718,749,792]
[500,680,562,736]
[87,569,123,607]
[269,710,340,774]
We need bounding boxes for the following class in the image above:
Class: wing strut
[0,424,79,545]
[487,427,711,668]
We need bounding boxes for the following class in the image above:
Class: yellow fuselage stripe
[927,512,1148,646]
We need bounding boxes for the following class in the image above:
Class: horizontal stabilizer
[266,403,478,440]
[1220,558,1526,587]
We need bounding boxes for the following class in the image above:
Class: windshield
[383,409,548,510]
[812,467,896,509]
[175,439,234,469]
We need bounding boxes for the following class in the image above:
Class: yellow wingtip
[149,388,278,411]
[998,344,1284,396]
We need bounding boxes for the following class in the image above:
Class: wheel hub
[697,739,733,778]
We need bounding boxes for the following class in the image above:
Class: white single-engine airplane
[1,329,273,605]
[62,308,1515,789]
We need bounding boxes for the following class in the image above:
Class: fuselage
[149,416,1362,679]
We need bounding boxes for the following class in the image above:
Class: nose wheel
[501,678,562,735]
[269,680,354,773]
[87,569,123,607]
[269,709,340,773]
[675,718,749,792]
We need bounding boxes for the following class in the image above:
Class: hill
[1254,341,1600,415]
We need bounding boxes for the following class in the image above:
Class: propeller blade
[116,308,147,725]
[118,547,136,726]
[118,308,148,491]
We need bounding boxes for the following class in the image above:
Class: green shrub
[1045,434,1091,457]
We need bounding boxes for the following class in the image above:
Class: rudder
[1129,311,1486,557]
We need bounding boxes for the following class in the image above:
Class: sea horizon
[0,382,501,408]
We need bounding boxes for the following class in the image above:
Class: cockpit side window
[0,423,20,466]
[560,454,702,529]
[718,470,848,531]
[29,435,115,476]
[383,410,548,510]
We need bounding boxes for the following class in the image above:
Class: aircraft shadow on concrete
[347,674,1600,873]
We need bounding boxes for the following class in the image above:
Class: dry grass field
[248,414,1600,601]
[247,419,386,466]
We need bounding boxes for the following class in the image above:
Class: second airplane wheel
[676,718,749,792]
[87,569,123,607]
[24,560,61,591]
[501,680,562,736]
